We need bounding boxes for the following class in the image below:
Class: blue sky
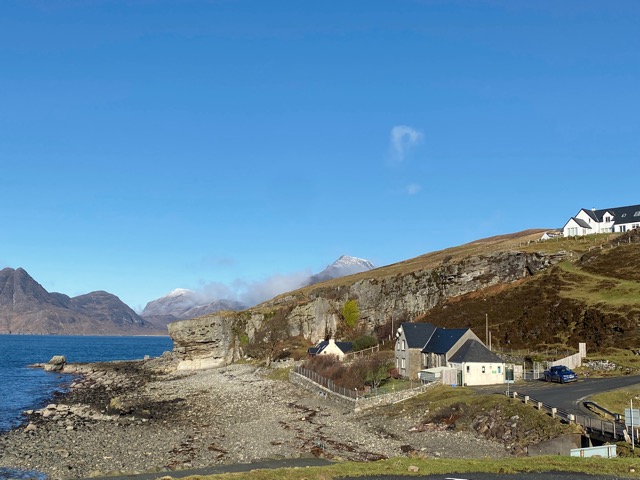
[1,1,639,311]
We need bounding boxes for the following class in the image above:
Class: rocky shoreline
[0,356,509,479]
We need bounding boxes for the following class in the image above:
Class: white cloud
[405,183,422,195]
[195,269,312,308]
[390,125,423,163]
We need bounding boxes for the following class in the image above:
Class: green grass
[179,456,640,479]
[588,383,640,417]
[556,261,640,309]
[264,366,292,381]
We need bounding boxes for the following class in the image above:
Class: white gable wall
[563,217,593,237]
[450,361,505,386]
[319,339,347,359]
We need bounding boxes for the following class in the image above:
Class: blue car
[544,365,578,383]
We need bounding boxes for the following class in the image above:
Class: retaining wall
[289,371,434,412]
[354,384,435,412]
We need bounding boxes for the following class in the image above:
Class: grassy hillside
[422,231,640,352]
[267,229,627,305]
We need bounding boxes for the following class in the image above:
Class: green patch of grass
[556,262,640,310]
[264,367,292,382]
[589,383,640,417]
[181,456,640,479]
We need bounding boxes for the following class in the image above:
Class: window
[482,366,486,374]
[401,340,405,351]
[622,213,627,218]
[635,211,640,217]
[401,358,406,369]
[466,366,470,373]
[396,341,400,351]
[497,366,502,374]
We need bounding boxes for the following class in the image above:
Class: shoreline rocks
[0,358,510,479]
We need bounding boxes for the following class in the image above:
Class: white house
[563,204,640,237]
[307,338,353,360]
[395,322,505,386]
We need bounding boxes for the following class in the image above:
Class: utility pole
[485,313,489,347]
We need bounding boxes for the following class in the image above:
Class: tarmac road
[474,375,640,416]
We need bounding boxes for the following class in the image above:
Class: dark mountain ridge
[0,267,162,335]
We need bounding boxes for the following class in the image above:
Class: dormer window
[635,211,640,217]
[622,213,627,218]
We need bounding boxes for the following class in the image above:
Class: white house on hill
[563,204,640,237]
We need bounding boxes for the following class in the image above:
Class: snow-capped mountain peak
[307,255,375,285]
[167,288,193,298]
[331,255,375,270]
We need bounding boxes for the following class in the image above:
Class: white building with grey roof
[563,204,640,237]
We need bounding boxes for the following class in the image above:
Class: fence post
[537,402,543,410]
[551,408,557,418]
[524,395,529,405]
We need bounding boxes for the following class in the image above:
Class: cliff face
[168,250,565,369]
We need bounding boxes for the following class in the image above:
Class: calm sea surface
[0,334,173,432]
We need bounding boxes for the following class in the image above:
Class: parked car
[544,365,578,383]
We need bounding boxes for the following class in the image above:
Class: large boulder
[43,355,67,372]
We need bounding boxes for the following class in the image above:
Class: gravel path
[0,360,509,479]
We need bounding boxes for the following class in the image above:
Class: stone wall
[354,383,436,412]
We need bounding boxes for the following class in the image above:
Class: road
[474,375,640,417]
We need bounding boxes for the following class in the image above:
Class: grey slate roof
[580,204,640,226]
[449,339,503,364]
[400,322,438,348]
[421,328,468,354]
[572,217,592,229]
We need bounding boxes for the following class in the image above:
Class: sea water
[0,334,173,432]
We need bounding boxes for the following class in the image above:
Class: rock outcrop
[168,250,566,369]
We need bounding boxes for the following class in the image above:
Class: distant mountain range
[140,289,245,326]
[141,255,376,321]
[0,267,163,335]
[0,255,375,335]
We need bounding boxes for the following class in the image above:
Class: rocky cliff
[168,248,566,369]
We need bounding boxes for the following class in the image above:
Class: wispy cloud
[405,183,422,195]
[390,125,423,163]
[196,269,312,308]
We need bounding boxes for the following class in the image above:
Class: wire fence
[343,344,380,361]
[293,366,357,399]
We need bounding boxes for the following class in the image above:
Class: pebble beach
[0,358,509,479]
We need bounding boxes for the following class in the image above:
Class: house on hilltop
[307,338,353,360]
[395,322,505,386]
[563,204,640,237]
